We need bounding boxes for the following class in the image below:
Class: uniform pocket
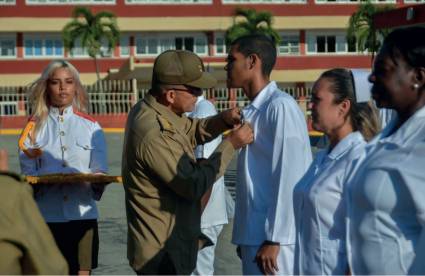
[76,139,94,150]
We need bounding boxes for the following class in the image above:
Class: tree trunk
[94,56,106,113]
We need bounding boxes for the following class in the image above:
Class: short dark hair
[319,68,380,141]
[381,27,425,68]
[231,34,277,77]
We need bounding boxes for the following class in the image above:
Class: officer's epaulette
[0,171,26,182]
[157,115,175,133]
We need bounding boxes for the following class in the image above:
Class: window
[69,38,90,57]
[315,0,395,3]
[0,102,18,116]
[223,0,305,3]
[120,36,130,56]
[0,0,15,5]
[26,0,114,5]
[135,34,208,56]
[0,36,16,58]
[24,35,63,58]
[215,34,227,56]
[126,0,210,4]
[279,34,300,55]
[307,32,358,54]
[99,38,113,57]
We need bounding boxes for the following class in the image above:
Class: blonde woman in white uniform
[293,68,380,274]
[347,27,425,274]
[19,60,108,275]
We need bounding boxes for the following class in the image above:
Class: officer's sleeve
[89,122,108,173]
[0,175,68,275]
[184,112,230,149]
[140,135,234,201]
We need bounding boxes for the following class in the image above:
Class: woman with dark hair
[347,27,425,274]
[294,68,380,274]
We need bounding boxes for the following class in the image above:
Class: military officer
[0,171,68,274]
[122,49,254,275]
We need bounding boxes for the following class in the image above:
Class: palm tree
[347,0,394,61]
[225,7,280,46]
[63,7,120,85]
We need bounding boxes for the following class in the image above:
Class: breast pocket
[73,138,93,169]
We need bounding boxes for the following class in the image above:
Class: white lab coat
[294,131,365,275]
[232,81,312,274]
[347,105,425,274]
[188,96,228,275]
[19,105,108,222]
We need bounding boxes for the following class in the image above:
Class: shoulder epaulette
[157,115,174,132]
[74,110,97,123]
[18,121,42,159]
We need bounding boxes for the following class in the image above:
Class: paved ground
[0,133,242,275]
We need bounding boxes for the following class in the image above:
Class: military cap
[152,50,217,89]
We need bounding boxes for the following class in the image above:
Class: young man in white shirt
[226,34,312,275]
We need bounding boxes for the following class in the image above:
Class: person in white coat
[293,68,380,275]
[346,27,425,275]
[188,95,229,275]
[18,60,108,275]
[226,34,312,275]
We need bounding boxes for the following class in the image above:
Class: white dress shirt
[232,81,312,246]
[294,131,365,275]
[347,105,425,274]
[19,105,108,223]
[187,96,228,228]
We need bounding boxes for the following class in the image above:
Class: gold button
[59,117,64,123]
[60,131,65,136]
[61,146,67,151]
[62,162,67,167]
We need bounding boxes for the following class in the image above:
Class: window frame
[125,0,211,5]
[26,0,115,5]
[134,33,209,57]
[23,34,64,59]
[306,31,361,55]
[278,32,301,56]
[0,35,17,59]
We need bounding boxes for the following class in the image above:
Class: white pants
[192,224,224,275]
[240,244,295,275]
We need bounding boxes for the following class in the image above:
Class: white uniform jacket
[232,81,312,246]
[19,106,108,223]
[187,96,228,228]
[293,132,365,275]
[347,105,425,275]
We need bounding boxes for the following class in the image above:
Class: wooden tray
[26,173,122,185]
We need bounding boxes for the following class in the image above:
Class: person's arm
[255,100,312,275]
[89,122,108,174]
[141,135,235,201]
[89,123,109,200]
[186,107,242,148]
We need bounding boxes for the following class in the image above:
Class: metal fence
[0,80,312,116]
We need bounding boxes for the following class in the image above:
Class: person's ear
[413,67,425,89]
[248,54,259,70]
[339,99,351,117]
[165,89,176,104]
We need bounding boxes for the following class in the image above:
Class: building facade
[0,0,421,88]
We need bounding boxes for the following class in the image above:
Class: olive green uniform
[122,94,235,274]
[0,171,68,274]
